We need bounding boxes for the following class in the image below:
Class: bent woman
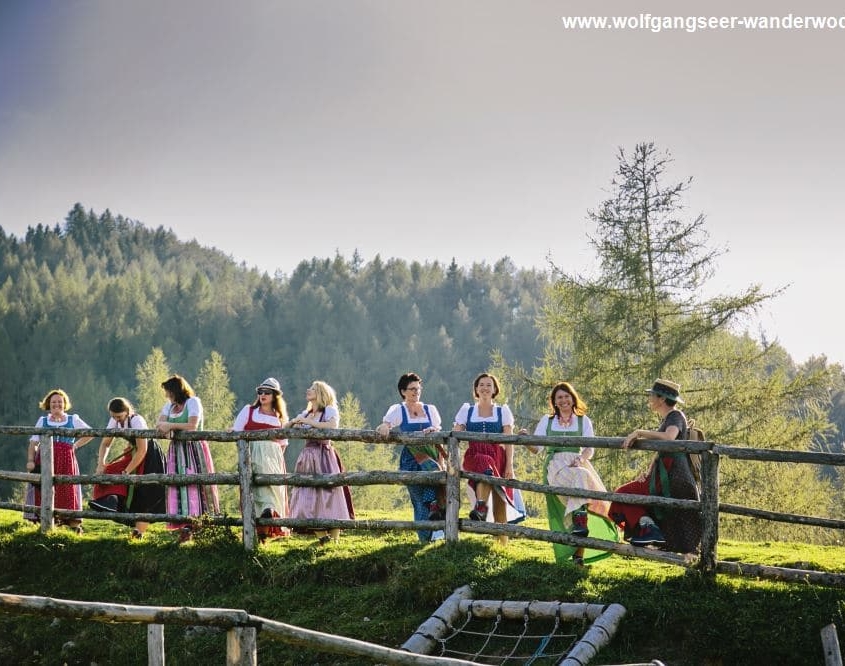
[89,397,166,539]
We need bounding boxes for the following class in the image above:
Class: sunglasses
[256,389,275,396]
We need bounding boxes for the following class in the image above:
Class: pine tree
[134,348,171,426]
[195,351,236,431]
[194,351,237,512]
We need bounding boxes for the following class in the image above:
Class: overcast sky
[1,1,843,366]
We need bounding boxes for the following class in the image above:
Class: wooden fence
[0,590,484,666]
[1,425,844,588]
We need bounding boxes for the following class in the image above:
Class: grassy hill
[0,509,843,665]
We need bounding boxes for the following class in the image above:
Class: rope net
[430,602,583,665]
[401,587,627,666]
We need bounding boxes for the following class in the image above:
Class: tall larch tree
[495,142,836,541]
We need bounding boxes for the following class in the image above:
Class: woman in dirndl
[454,372,525,546]
[156,374,219,542]
[526,382,618,566]
[376,371,446,543]
[232,377,290,543]
[25,388,94,533]
[89,396,166,539]
[612,378,701,554]
[285,380,354,546]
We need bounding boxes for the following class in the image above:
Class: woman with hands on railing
[25,388,94,533]
[454,372,525,545]
[156,374,220,543]
[285,380,354,546]
[231,377,290,543]
[376,371,446,543]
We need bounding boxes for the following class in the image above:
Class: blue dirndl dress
[397,404,444,542]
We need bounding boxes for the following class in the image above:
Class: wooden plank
[455,599,609,621]
[402,584,473,655]
[227,627,257,666]
[718,504,845,529]
[713,444,845,466]
[147,624,165,666]
[238,439,255,552]
[445,437,461,543]
[821,623,843,666]
[715,562,845,587]
[698,450,720,575]
[0,592,253,626]
[39,434,53,533]
[560,602,627,666]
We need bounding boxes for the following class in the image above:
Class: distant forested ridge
[0,204,549,492]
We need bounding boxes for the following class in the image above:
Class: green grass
[0,510,843,665]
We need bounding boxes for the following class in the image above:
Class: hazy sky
[1,1,843,366]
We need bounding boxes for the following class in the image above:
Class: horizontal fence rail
[0,426,843,587]
[0,592,479,665]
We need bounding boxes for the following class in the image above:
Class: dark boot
[571,506,589,537]
[469,500,488,521]
[427,501,445,521]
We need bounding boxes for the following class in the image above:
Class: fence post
[821,623,843,666]
[444,435,461,543]
[698,448,720,576]
[226,626,257,666]
[238,439,255,552]
[39,434,54,533]
[148,623,165,666]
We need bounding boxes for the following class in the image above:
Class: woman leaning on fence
[88,397,166,539]
[156,374,220,543]
[454,372,525,546]
[232,377,291,543]
[25,388,94,533]
[376,371,446,543]
[611,378,702,554]
[285,380,355,546]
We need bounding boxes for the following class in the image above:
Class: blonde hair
[307,380,337,412]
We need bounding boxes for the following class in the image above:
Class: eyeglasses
[256,389,275,396]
